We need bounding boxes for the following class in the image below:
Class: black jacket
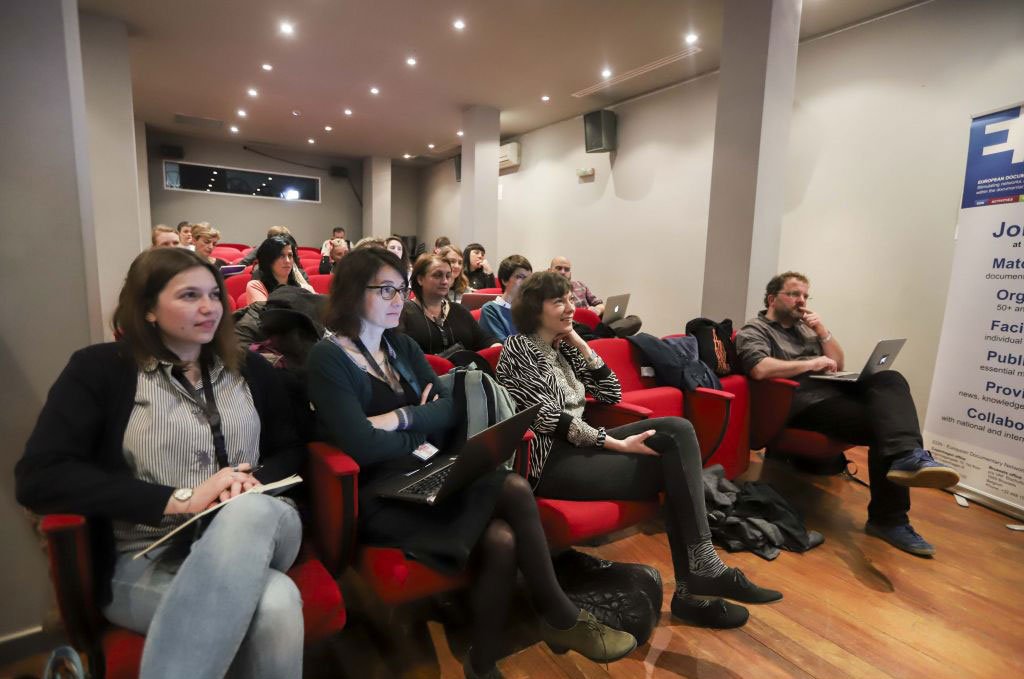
[400,300,498,354]
[15,342,305,604]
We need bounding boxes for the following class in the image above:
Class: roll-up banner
[923,102,1024,520]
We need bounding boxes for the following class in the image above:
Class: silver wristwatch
[172,487,194,503]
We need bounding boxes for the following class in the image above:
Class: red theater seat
[473,287,502,294]
[748,377,855,461]
[224,272,252,303]
[40,449,350,679]
[308,274,332,294]
[573,307,601,331]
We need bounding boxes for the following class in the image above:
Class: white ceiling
[79,0,926,163]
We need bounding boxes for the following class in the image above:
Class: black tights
[469,473,579,671]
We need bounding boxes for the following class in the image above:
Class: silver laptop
[601,293,630,325]
[809,338,906,382]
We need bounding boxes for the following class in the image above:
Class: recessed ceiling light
[403,154,412,159]
[237,109,247,117]
[291,110,301,117]
[685,33,699,45]
[247,88,258,97]
[307,138,315,144]
[453,19,465,30]
[456,130,464,137]
[370,86,380,95]
[324,125,333,131]
[206,188,211,192]
[229,125,239,133]
[212,170,218,175]
[541,95,550,102]
[601,68,612,78]
[406,57,417,66]
[343,108,353,116]
[268,177,273,180]
[261,63,273,71]
[427,143,435,149]
[279,21,295,36]
[261,183,266,186]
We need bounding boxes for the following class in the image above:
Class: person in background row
[438,244,469,304]
[150,225,180,249]
[479,255,533,343]
[736,271,960,557]
[240,225,293,267]
[496,271,782,630]
[16,247,306,678]
[385,236,412,277]
[319,238,349,275]
[321,227,351,256]
[354,236,387,250]
[464,242,496,290]
[176,221,193,249]
[245,236,314,305]
[400,254,500,355]
[191,223,228,269]
[306,248,637,678]
[433,236,451,254]
[550,255,642,337]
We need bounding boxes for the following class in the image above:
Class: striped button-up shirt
[113,359,261,553]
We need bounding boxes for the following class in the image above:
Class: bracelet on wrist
[820,331,833,343]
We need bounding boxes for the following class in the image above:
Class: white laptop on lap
[809,338,906,383]
[601,293,630,325]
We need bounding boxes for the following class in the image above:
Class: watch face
[174,488,193,502]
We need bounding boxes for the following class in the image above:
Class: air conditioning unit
[498,142,521,171]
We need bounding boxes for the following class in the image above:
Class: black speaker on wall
[454,153,462,183]
[583,110,617,153]
[159,144,184,159]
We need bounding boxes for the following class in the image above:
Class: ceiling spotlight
[268,176,273,180]
[601,68,612,78]
[343,108,353,116]
[427,143,435,149]
[206,188,211,192]
[685,33,699,45]
[261,183,266,186]
[279,21,295,36]
[541,95,550,102]
[324,125,333,131]
[370,86,380,95]
[229,125,239,133]
[456,130,464,137]
[237,109,247,117]
[403,154,412,159]
[261,63,273,71]
[247,88,258,97]
[453,19,465,30]
[406,57,417,66]
[212,170,218,175]
[307,138,315,144]
[291,110,301,117]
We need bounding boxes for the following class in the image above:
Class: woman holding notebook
[16,248,307,678]
[307,248,636,678]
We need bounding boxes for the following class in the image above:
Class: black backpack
[685,317,740,376]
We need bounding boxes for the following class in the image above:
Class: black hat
[260,287,327,340]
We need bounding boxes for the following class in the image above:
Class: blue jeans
[103,494,303,678]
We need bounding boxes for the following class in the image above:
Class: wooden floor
[326,447,1024,679]
[4,447,1023,679]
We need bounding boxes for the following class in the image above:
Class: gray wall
[0,0,96,638]
[147,130,364,248]
[416,0,1024,420]
[390,164,420,240]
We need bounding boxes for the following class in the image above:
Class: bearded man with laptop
[736,271,960,556]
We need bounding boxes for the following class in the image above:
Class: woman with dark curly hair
[496,271,783,630]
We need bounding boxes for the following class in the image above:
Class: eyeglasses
[778,291,811,301]
[366,284,409,300]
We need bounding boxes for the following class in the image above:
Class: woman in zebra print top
[497,272,784,630]
[17,248,306,678]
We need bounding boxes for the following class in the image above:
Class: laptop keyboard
[403,466,453,497]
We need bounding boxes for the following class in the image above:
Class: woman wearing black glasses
[306,248,636,678]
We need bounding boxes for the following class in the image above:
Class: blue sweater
[479,300,517,342]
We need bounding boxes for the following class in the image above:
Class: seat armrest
[40,515,104,655]
[748,377,798,449]
[513,429,535,479]
[584,400,652,428]
[684,388,734,463]
[308,443,360,577]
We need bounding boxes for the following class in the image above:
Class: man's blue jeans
[103,493,303,678]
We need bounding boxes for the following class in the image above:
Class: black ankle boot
[670,595,748,628]
[687,568,782,604]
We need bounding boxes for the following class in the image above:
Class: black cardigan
[15,342,305,603]
[399,300,498,354]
